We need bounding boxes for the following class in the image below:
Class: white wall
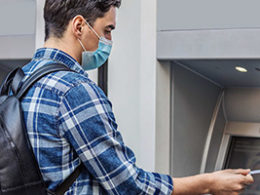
[108,0,141,167]
[139,0,157,172]
[0,0,35,36]
[109,0,157,171]
[35,0,45,49]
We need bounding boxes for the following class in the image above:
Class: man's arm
[58,82,173,194]
[172,169,254,195]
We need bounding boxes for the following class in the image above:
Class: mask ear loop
[78,21,102,52]
[86,21,113,46]
[78,38,87,52]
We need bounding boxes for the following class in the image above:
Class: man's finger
[234,169,251,176]
[244,174,254,184]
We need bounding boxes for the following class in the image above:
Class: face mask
[78,21,113,71]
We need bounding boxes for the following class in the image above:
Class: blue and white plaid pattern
[21,48,173,194]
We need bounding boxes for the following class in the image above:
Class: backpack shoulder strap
[16,63,70,100]
[54,163,84,195]
[0,68,24,96]
[16,63,84,194]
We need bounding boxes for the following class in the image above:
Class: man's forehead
[104,7,116,26]
[95,7,117,28]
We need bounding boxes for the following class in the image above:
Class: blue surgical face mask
[78,21,113,71]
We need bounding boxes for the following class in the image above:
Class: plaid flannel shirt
[21,48,173,194]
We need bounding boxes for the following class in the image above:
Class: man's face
[82,6,116,52]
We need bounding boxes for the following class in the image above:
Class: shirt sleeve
[58,81,174,195]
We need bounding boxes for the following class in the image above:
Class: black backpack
[0,64,83,195]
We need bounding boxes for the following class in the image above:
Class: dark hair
[44,0,121,41]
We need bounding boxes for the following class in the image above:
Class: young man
[21,0,254,194]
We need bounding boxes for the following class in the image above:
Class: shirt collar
[32,48,86,76]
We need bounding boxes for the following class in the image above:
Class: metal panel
[171,62,221,177]
[157,29,260,60]
[200,92,225,173]
[176,60,260,88]
[158,0,260,31]
[225,88,260,122]
[215,122,260,170]
[205,103,226,172]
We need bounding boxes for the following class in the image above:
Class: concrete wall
[155,61,172,174]
[109,0,157,171]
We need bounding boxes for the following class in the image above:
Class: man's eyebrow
[106,24,115,30]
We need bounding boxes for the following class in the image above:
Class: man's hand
[172,169,254,195]
[209,169,254,195]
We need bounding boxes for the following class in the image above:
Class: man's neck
[44,37,81,63]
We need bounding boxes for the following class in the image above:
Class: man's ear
[72,15,86,39]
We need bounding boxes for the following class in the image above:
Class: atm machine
[170,60,260,195]
[157,1,260,194]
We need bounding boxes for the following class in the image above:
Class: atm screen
[225,136,260,195]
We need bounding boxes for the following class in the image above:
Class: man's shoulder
[42,68,100,99]
[22,61,100,99]
[59,71,107,102]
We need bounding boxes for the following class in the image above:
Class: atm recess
[176,59,260,88]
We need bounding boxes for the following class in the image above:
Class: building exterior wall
[109,0,158,171]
